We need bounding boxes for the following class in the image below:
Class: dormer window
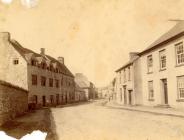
[41,62,46,69]
[31,59,37,66]
[13,58,19,65]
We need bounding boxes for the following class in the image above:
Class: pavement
[106,100,184,118]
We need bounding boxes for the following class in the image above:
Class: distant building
[97,87,109,99]
[75,73,96,100]
[0,32,75,108]
[74,82,86,101]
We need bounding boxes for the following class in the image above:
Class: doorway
[42,96,46,106]
[123,86,127,105]
[56,94,59,105]
[128,90,132,105]
[161,79,168,104]
[120,88,122,102]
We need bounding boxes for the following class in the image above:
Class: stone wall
[0,80,28,125]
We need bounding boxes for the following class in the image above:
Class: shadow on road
[55,101,95,108]
[0,108,58,140]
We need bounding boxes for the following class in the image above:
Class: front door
[124,86,127,105]
[56,94,59,105]
[128,90,132,105]
[42,96,46,106]
[162,79,168,104]
[120,88,122,102]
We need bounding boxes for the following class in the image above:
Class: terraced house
[115,21,184,109]
[139,21,184,109]
[0,32,75,108]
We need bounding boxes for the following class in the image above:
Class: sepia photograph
[0,0,184,140]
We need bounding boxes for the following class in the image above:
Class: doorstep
[106,101,184,118]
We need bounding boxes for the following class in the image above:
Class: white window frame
[177,76,184,99]
[175,42,184,65]
[148,81,154,100]
[128,67,131,81]
[124,69,126,83]
[147,55,153,73]
[159,49,166,70]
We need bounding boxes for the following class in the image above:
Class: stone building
[75,73,96,100]
[0,32,75,108]
[115,52,142,105]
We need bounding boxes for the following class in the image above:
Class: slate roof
[10,39,74,77]
[140,21,184,55]
[75,80,89,88]
[45,55,74,77]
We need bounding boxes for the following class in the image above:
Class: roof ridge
[140,21,184,55]
[10,39,74,77]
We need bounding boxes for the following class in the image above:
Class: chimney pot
[129,52,139,60]
[0,32,10,41]
[58,56,64,64]
[40,48,45,55]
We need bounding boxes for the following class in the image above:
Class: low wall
[0,80,28,125]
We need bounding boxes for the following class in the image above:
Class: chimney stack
[129,52,139,60]
[40,48,45,55]
[58,56,64,64]
[0,32,10,41]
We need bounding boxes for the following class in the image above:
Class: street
[1,100,184,140]
[51,101,184,140]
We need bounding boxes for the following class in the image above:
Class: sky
[0,0,184,87]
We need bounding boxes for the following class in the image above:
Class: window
[33,95,38,104]
[148,81,154,100]
[147,55,153,73]
[32,75,37,85]
[13,58,19,65]
[159,50,166,70]
[123,69,126,82]
[128,67,131,81]
[176,42,184,65]
[55,79,59,88]
[41,76,46,86]
[49,78,53,87]
[177,76,184,99]
[119,72,121,84]
[61,77,63,86]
